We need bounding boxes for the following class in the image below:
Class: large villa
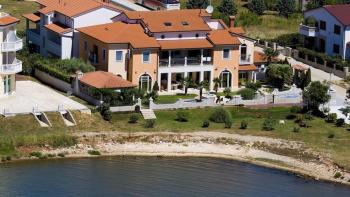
[23,0,261,94]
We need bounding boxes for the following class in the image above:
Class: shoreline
[2,131,350,186]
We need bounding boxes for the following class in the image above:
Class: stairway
[141,109,156,120]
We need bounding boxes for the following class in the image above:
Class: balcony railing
[187,57,201,65]
[160,57,212,67]
[299,24,318,37]
[171,57,186,66]
[26,29,40,45]
[1,39,23,52]
[159,59,169,67]
[240,54,251,65]
[0,59,22,74]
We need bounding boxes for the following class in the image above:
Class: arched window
[139,74,152,92]
[220,70,232,88]
[240,44,247,60]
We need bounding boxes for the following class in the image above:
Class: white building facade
[300,4,350,60]
[0,12,23,97]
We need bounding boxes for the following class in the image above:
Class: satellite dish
[206,5,214,14]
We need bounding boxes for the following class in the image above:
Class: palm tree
[263,48,279,65]
[195,80,209,102]
[213,77,221,93]
[180,77,193,95]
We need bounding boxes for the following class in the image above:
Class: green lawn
[155,94,197,104]
[0,0,39,32]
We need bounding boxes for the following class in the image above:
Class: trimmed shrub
[334,172,342,179]
[102,110,112,121]
[88,150,101,156]
[240,121,248,129]
[335,118,345,127]
[245,81,262,91]
[304,112,313,121]
[262,117,276,131]
[224,116,233,129]
[209,107,232,123]
[325,113,337,123]
[202,119,210,128]
[293,126,300,133]
[176,111,189,122]
[128,114,139,124]
[144,119,156,128]
[328,133,335,139]
[238,88,256,100]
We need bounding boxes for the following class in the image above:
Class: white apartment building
[0,12,23,97]
[24,0,122,59]
[300,4,350,60]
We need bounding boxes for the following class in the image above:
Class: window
[223,48,230,59]
[333,44,340,54]
[320,20,326,30]
[102,48,106,61]
[220,70,232,88]
[164,22,172,26]
[195,33,199,38]
[84,41,88,51]
[178,34,182,38]
[116,51,123,62]
[143,51,150,63]
[182,21,189,26]
[161,35,165,39]
[334,24,341,35]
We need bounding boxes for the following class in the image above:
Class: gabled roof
[207,30,241,45]
[0,16,20,26]
[37,0,122,18]
[229,27,245,35]
[323,4,350,26]
[45,22,72,35]
[79,71,137,89]
[122,9,212,33]
[78,22,159,49]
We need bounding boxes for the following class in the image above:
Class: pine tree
[218,0,238,16]
[249,0,266,15]
[276,0,296,17]
[186,0,209,9]
[302,68,312,89]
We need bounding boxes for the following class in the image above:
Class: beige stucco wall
[238,38,255,65]
[129,48,158,87]
[213,45,239,89]
[107,43,129,79]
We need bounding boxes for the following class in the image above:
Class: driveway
[0,81,90,116]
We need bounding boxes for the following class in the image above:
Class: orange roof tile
[37,0,121,18]
[238,64,258,71]
[0,16,20,26]
[23,13,41,22]
[78,22,159,48]
[207,30,241,46]
[254,51,278,63]
[45,23,72,34]
[292,64,308,71]
[79,71,137,89]
[229,27,245,35]
[158,39,213,50]
[122,9,212,33]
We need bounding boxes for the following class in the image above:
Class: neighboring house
[136,0,180,10]
[300,4,350,60]
[78,9,258,93]
[0,12,23,97]
[23,0,123,59]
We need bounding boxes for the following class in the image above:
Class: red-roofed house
[300,4,350,61]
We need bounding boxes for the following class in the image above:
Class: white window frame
[223,48,231,60]
[142,50,151,63]
[220,70,232,88]
[116,50,123,62]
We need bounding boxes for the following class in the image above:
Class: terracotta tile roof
[324,4,350,25]
[292,64,308,71]
[45,22,72,34]
[207,30,241,46]
[23,13,41,22]
[229,27,245,35]
[122,9,212,33]
[158,39,213,50]
[78,22,159,48]
[79,71,137,89]
[254,51,278,63]
[238,64,258,71]
[0,16,20,26]
[37,0,121,18]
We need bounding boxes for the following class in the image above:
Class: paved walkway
[0,81,89,116]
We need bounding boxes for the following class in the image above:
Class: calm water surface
[0,156,350,197]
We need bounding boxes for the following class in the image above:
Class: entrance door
[220,71,232,88]
[3,75,11,95]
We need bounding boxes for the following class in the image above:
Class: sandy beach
[14,131,348,186]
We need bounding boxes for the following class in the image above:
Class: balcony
[240,54,251,65]
[299,23,318,37]
[26,29,40,46]
[1,39,23,52]
[0,59,22,74]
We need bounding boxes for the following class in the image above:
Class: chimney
[229,16,236,28]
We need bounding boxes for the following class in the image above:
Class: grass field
[180,0,302,40]
[155,94,197,104]
[0,0,39,32]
